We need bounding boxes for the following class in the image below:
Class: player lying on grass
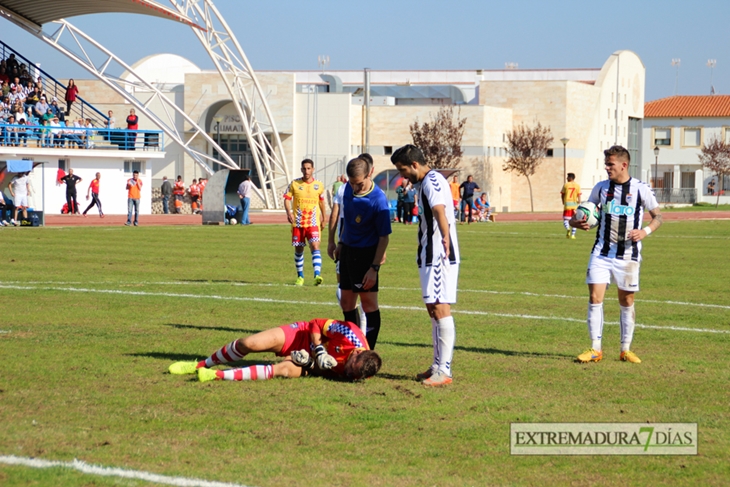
[168,318,381,382]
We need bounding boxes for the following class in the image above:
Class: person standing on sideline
[561,173,581,239]
[395,178,407,223]
[459,175,480,224]
[82,172,104,218]
[173,175,185,214]
[334,157,391,349]
[284,159,327,286]
[61,168,82,215]
[64,79,79,116]
[125,170,143,226]
[125,108,138,150]
[237,174,252,225]
[9,171,31,226]
[331,174,345,210]
[188,179,200,214]
[402,180,417,224]
[571,145,662,365]
[160,176,172,214]
[449,175,461,220]
[391,145,460,387]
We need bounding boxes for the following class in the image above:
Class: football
[575,202,600,228]
[229,218,237,225]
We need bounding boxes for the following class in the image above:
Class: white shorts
[586,254,640,292]
[419,260,459,304]
[14,194,28,207]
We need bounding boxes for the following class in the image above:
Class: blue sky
[2,0,729,101]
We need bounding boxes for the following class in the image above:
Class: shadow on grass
[164,323,263,335]
[379,340,572,359]
[126,351,274,368]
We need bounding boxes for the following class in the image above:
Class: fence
[654,188,696,204]
[0,122,164,151]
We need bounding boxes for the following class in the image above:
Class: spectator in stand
[64,79,79,116]
[459,175,481,225]
[0,68,8,86]
[25,109,39,147]
[49,98,63,117]
[173,175,185,213]
[5,115,18,146]
[9,76,22,91]
[126,108,138,150]
[83,172,104,218]
[40,120,51,147]
[84,118,95,149]
[106,110,116,128]
[160,176,172,214]
[34,95,49,118]
[6,54,19,73]
[17,119,29,147]
[61,168,82,215]
[125,170,143,226]
[12,99,25,122]
[24,86,39,111]
[237,174,252,225]
[189,178,201,214]
[1,80,9,97]
[50,116,64,147]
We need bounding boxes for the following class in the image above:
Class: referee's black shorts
[339,243,378,293]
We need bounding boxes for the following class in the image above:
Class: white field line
[0,283,727,335]
[3,279,728,311]
[460,230,730,240]
[0,455,253,487]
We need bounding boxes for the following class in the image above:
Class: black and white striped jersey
[589,178,658,262]
[417,170,460,268]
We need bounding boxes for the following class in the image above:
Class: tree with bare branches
[503,122,554,212]
[410,106,467,169]
[698,136,730,207]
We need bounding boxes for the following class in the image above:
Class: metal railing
[0,40,109,126]
[655,188,696,204]
[0,122,164,151]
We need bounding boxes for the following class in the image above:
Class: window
[384,146,393,155]
[124,160,145,174]
[546,149,554,157]
[653,127,672,146]
[58,159,68,171]
[682,128,701,147]
[680,172,695,189]
[724,127,730,144]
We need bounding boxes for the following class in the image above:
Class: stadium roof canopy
[0,0,200,31]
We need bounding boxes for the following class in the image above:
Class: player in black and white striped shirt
[571,145,663,364]
[392,145,460,387]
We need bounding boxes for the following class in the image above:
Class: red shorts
[278,322,311,357]
[291,226,320,246]
[563,209,576,218]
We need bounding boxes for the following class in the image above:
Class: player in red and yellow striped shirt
[168,318,381,382]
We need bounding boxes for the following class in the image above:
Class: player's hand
[291,349,314,369]
[333,243,341,261]
[362,268,378,291]
[286,212,293,224]
[570,216,591,231]
[314,345,336,370]
[629,229,646,242]
[327,241,337,260]
[86,195,90,200]
[441,237,450,256]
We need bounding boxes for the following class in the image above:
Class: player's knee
[274,361,302,379]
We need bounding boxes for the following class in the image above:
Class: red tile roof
[645,95,730,118]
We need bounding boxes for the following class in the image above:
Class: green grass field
[1,220,729,486]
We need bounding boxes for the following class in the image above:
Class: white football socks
[587,302,604,351]
[620,304,636,352]
[430,317,440,372]
[436,316,455,376]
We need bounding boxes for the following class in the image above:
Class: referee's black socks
[365,310,381,350]
[343,309,360,327]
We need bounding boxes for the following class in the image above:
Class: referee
[335,157,391,349]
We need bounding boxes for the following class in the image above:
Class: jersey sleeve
[283,182,293,200]
[642,184,659,212]
[588,184,602,206]
[374,192,393,237]
[317,182,325,201]
[423,176,448,209]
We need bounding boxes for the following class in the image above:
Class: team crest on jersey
[355,215,362,223]
[298,186,304,191]
[314,184,320,190]
[335,345,343,353]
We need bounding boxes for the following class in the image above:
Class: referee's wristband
[370,264,381,272]
[643,226,652,236]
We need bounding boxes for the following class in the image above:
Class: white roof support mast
[169,0,291,209]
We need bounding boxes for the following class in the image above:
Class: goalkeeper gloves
[313,344,337,370]
[291,349,314,369]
